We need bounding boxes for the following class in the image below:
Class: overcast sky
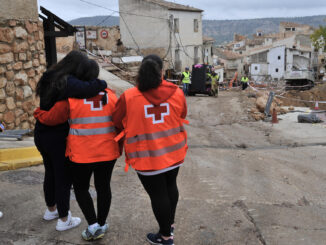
[38,0,326,21]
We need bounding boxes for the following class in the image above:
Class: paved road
[1,91,326,244]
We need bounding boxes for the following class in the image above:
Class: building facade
[119,0,204,71]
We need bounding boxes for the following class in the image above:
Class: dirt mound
[248,91,288,121]
[279,83,326,110]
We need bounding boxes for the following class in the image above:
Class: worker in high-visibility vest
[241,75,249,90]
[211,72,220,96]
[181,67,191,96]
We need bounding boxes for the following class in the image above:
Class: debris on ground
[297,113,324,123]
[279,83,326,110]
[248,91,287,121]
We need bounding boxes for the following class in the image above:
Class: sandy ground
[1,89,326,244]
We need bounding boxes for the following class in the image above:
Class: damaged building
[119,0,210,72]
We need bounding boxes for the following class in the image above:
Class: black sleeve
[62,76,107,99]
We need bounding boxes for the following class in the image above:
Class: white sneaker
[56,211,81,231]
[43,209,59,221]
[0,211,3,218]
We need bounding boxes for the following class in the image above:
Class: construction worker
[34,59,120,241]
[181,67,191,96]
[113,54,188,245]
[206,67,212,83]
[241,74,249,90]
[211,72,220,96]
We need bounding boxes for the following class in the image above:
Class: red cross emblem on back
[144,103,170,124]
[84,92,106,111]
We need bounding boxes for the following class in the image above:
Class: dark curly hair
[137,54,163,92]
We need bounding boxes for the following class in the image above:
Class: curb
[0,147,42,171]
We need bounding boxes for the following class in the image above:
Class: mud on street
[1,90,326,245]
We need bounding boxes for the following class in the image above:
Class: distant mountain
[69,15,119,27]
[69,15,326,44]
[203,15,326,45]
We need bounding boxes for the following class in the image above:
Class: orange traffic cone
[272,108,278,124]
[314,101,319,110]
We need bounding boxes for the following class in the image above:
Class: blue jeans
[183,83,189,96]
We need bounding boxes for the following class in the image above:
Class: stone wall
[0,0,38,21]
[0,19,46,130]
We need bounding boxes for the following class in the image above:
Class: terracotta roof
[234,34,246,42]
[215,48,242,60]
[203,36,215,43]
[246,39,264,46]
[145,0,203,12]
[280,22,311,28]
[246,45,273,56]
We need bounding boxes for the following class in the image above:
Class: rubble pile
[249,91,288,121]
[279,83,326,110]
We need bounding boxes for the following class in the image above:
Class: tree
[311,25,326,52]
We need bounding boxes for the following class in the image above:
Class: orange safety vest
[66,88,120,163]
[120,86,188,171]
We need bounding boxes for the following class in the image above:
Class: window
[275,68,279,72]
[174,18,179,33]
[194,46,199,64]
[194,19,198,32]
[285,27,291,31]
[301,52,304,55]
[278,56,281,60]
[292,27,296,31]
[255,66,258,70]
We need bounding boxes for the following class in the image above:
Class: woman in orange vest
[34,59,120,241]
[113,54,188,245]
[34,51,107,232]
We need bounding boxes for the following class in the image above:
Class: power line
[78,0,168,21]
[174,31,195,59]
[95,11,116,26]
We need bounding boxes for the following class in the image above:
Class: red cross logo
[144,103,170,124]
[84,92,106,111]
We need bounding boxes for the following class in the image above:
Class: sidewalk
[0,137,42,171]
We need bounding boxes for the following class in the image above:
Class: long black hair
[36,51,90,110]
[137,54,163,92]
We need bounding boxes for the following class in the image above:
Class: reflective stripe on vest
[69,126,115,136]
[128,139,186,159]
[182,72,190,84]
[126,125,185,144]
[69,116,112,125]
[122,84,188,171]
[66,88,120,164]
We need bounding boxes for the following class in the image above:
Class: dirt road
[1,90,326,244]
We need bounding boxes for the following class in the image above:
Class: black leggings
[69,160,116,226]
[137,167,179,237]
[34,129,71,218]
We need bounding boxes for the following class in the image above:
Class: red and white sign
[100,30,108,39]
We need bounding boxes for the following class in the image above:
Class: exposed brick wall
[0,19,46,130]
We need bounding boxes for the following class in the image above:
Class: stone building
[0,0,46,130]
